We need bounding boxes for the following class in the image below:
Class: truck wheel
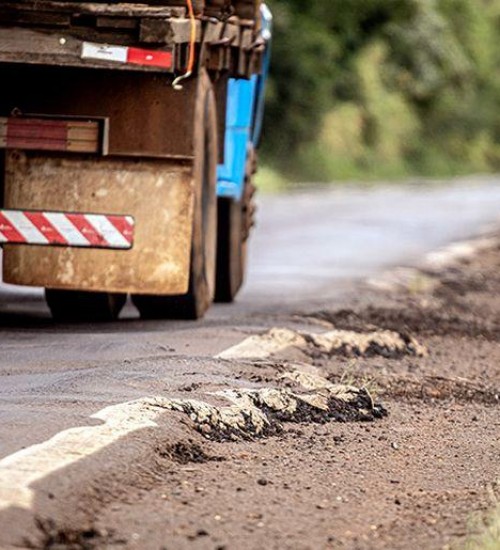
[132,72,218,320]
[215,148,256,303]
[45,289,126,322]
[214,197,245,302]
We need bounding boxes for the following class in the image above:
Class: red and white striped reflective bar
[81,42,173,70]
[0,117,104,154]
[0,210,135,250]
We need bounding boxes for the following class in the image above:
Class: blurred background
[258,0,500,187]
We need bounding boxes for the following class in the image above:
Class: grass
[337,361,382,401]
[259,41,497,187]
[258,139,494,188]
[254,164,289,194]
[464,512,500,550]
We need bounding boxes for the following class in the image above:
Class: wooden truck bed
[0,1,264,78]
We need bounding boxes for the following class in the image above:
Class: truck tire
[45,290,126,322]
[215,148,256,303]
[132,72,218,320]
[214,197,245,302]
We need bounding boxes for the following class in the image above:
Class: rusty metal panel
[0,64,197,159]
[2,152,195,294]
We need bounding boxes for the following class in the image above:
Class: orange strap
[173,0,197,89]
[186,0,196,75]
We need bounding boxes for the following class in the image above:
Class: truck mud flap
[2,153,194,295]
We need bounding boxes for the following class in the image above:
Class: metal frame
[216,3,272,201]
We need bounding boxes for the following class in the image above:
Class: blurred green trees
[262,0,500,181]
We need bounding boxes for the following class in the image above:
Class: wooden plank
[0,2,186,19]
[0,11,70,27]
[203,20,224,44]
[222,18,240,44]
[171,18,202,43]
[233,0,260,21]
[0,27,84,59]
[138,17,203,45]
[139,18,173,44]
[95,16,137,30]
[240,26,253,49]
[0,27,175,73]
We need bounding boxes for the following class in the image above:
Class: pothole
[148,371,387,442]
[160,397,273,442]
[217,327,426,363]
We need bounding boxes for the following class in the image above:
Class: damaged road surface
[1,180,500,549]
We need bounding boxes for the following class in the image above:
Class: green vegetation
[261,0,500,182]
[464,504,500,550]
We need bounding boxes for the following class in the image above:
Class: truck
[0,0,272,321]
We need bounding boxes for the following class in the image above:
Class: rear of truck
[0,0,271,320]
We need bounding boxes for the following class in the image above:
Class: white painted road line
[0,399,161,512]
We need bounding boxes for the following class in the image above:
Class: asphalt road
[1,177,500,547]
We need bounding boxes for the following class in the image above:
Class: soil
[21,237,500,549]
[26,519,119,550]
[155,441,226,466]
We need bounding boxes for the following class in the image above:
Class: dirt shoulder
[20,235,500,550]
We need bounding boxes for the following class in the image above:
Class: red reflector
[127,47,173,69]
[7,119,68,142]
[0,117,104,154]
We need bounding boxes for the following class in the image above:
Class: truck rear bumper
[2,153,194,295]
[0,209,134,250]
